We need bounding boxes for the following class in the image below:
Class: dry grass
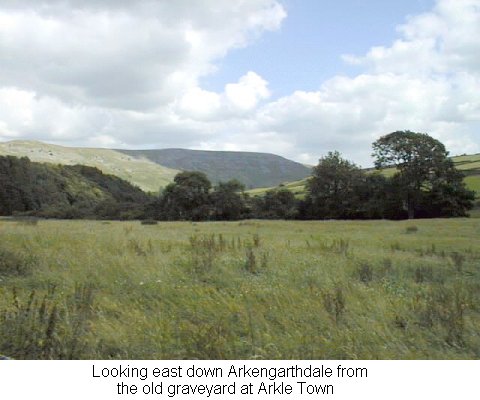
[0,217,479,359]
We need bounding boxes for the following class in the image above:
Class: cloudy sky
[0,0,479,166]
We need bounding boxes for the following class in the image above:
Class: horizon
[2,138,478,171]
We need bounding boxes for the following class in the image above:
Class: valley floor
[0,218,479,359]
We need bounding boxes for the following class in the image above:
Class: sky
[0,0,479,167]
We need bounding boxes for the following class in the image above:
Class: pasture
[0,218,479,359]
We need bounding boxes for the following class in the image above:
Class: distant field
[1,218,479,359]
[248,178,309,198]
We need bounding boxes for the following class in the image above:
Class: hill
[0,155,149,219]
[116,148,311,189]
[0,141,312,190]
[247,153,480,200]
[0,141,179,193]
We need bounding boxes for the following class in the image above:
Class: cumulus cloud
[0,0,284,110]
[255,0,480,165]
[176,71,270,120]
[0,0,479,166]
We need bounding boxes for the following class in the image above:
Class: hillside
[0,141,312,190]
[0,155,149,218]
[116,148,311,189]
[247,153,480,199]
[0,141,179,193]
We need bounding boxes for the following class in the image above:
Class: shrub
[405,225,419,234]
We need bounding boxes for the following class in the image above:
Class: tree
[417,159,475,217]
[160,171,212,220]
[372,130,474,218]
[262,187,297,219]
[355,173,406,219]
[306,151,365,219]
[211,179,247,220]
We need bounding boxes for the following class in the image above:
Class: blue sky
[205,0,436,97]
[0,0,478,165]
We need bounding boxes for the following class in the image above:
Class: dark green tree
[372,131,474,218]
[0,155,149,219]
[355,173,406,219]
[306,151,365,219]
[211,179,247,220]
[417,159,475,217]
[262,187,297,219]
[160,171,212,220]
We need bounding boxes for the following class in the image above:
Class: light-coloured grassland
[1,218,479,359]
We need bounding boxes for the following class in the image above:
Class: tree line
[0,131,475,220]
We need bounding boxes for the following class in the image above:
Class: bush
[405,225,419,234]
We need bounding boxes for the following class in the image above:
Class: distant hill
[0,141,179,193]
[117,148,311,189]
[0,141,312,190]
[247,153,480,200]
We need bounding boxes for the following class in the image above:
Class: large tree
[372,131,474,218]
[160,171,212,220]
[306,151,365,219]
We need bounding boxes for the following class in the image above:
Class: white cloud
[176,71,270,120]
[253,0,480,165]
[225,71,270,111]
[0,0,285,110]
[0,0,479,167]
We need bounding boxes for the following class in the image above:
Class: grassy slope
[0,141,179,193]
[247,153,480,200]
[1,218,479,359]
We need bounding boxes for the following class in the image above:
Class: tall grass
[0,218,479,359]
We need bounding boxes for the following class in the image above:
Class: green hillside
[247,153,480,199]
[0,141,312,191]
[0,155,149,218]
[117,148,312,189]
[0,141,179,193]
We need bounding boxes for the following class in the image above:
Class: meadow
[0,218,479,359]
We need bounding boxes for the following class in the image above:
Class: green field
[1,218,479,359]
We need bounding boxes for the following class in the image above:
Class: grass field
[1,218,479,359]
